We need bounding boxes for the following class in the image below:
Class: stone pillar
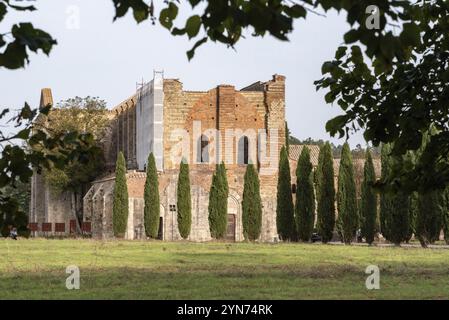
[124,107,129,164]
[217,85,236,163]
[130,105,137,168]
[264,74,286,158]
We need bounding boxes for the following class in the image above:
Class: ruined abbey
[30,73,296,241]
[29,73,382,242]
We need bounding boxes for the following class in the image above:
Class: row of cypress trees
[316,136,449,247]
[380,139,449,247]
[342,139,449,247]
[209,161,263,241]
[276,142,338,243]
[113,138,449,246]
[276,141,380,245]
[112,151,263,241]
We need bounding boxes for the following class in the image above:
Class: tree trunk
[71,191,83,234]
[419,237,429,248]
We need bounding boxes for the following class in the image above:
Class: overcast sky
[0,0,365,146]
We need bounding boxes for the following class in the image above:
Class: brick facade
[32,74,287,242]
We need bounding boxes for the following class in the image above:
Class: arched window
[238,136,249,164]
[197,134,209,163]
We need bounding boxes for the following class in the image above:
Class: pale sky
[0,0,365,146]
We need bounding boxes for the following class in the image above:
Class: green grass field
[1,239,449,299]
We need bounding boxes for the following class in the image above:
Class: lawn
[1,239,449,299]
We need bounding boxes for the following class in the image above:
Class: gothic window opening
[198,135,209,163]
[238,136,249,164]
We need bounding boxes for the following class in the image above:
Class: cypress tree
[144,152,160,238]
[177,159,192,239]
[208,162,229,239]
[242,163,262,241]
[316,142,335,243]
[416,190,443,247]
[285,121,290,151]
[413,128,444,247]
[112,151,129,238]
[360,149,377,245]
[296,146,315,241]
[379,143,410,245]
[336,142,358,244]
[276,146,295,240]
[388,192,410,245]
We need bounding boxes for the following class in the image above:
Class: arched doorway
[157,217,163,240]
[226,214,236,241]
[226,194,240,241]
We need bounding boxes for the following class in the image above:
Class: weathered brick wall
[158,75,285,241]
[163,77,281,170]
[84,74,286,242]
[163,79,209,169]
[29,172,47,227]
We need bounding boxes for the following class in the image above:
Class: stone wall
[85,168,277,242]
[136,74,164,171]
[85,74,287,242]
[39,74,286,242]
[29,89,77,236]
[110,95,137,170]
[162,75,285,172]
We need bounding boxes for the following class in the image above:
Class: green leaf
[159,2,179,30]
[188,0,202,8]
[4,1,36,12]
[185,15,201,39]
[133,8,148,23]
[0,41,27,69]
[326,115,348,137]
[187,37,207,60]
[0,108,9,119]
[12,23,56,54]
[0,3,7,22]
[112,0,149,22]
[171,27,187,36]
[400,23,421,47]
[20,103,33,120]
[16,129,30,140]
[321,61,335,74]
[285,4,307,19]
[324,91,335,103]
[335,46,347,60]
[344,29,359,44]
